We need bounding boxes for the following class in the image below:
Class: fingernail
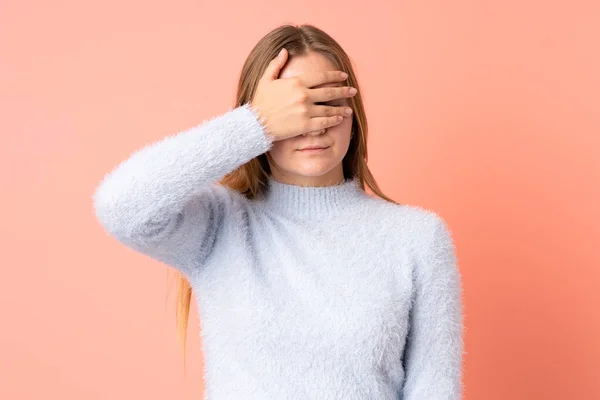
[349,88,357,95]
[345,108,353,115]
[341,72,348,79]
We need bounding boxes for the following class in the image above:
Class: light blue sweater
[92,104,464,400]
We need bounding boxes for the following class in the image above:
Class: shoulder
[361,195,449,235]
[358,195,454,257]
[206,183,251,207]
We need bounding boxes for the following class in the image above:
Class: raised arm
[402,214,465,400]
[92,104,273,275]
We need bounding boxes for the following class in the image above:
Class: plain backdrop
[1,1,598,399]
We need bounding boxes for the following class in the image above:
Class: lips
[298,146,329,151]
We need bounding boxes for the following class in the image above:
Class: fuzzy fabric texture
[93,104,464,400]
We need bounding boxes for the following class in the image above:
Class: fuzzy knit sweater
[92,104,464,400]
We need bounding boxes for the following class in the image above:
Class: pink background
[1,1,598,399]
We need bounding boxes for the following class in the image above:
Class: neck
[259,176,366,220]
[269,167,345,188]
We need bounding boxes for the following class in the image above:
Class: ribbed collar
[258,176,366,220]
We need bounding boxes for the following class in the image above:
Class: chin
[287,163,338,177]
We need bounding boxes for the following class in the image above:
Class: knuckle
[297,91,309,102]
[326,87,335,99]
[291,77,302,88]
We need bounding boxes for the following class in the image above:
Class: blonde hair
[171,23,397,370]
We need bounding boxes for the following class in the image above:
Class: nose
[302,129,326,136]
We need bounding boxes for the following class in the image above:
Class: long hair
[172,24,397,368]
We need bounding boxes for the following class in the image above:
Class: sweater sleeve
[401,214,465,400]
[92,104,274,276]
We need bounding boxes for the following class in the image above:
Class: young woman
[93,24,464,400]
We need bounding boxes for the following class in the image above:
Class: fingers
[297,70,349,88]
[305,116,345,132]
[309,86,357,103]
[310,104,353,118]
[262,48,289,82]
[303,103,352,134]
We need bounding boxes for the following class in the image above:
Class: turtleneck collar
[257,176,367,220]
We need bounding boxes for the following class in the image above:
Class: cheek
[267,140,294,164]
[329,117,353,143]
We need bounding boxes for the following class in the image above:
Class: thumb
[263,48,288,81]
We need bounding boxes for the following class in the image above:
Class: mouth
[297,146,330,152]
